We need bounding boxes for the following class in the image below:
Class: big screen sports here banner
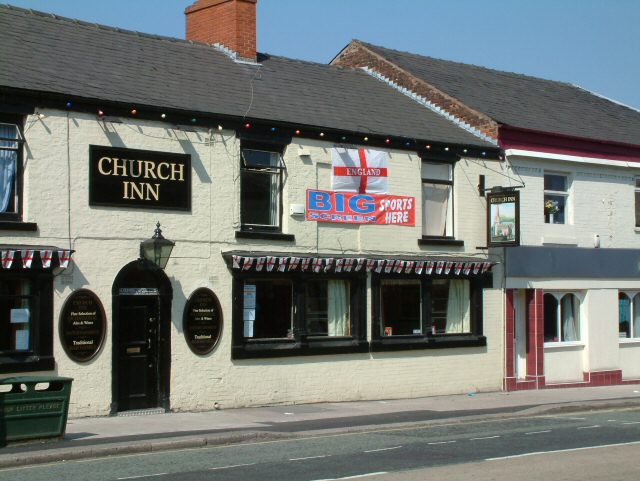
[306,189,415,226]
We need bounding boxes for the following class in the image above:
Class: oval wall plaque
[59,289,106,362]
[183,288,223,355]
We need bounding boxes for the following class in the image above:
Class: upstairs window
[422,161,453,237]
[240,143,285,232]
[544,173,569,225]
[0,119,23,220]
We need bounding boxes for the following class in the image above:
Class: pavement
[1,384,640,468]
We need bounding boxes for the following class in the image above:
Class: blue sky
[7,0,640,109]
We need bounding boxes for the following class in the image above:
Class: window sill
[0,221,38,231]
[0,355,55,373]
[232,339,368,359]
[619,338,640,345]
[370,335,486,352]
[543,341,584,349]
[418,236,464,247]
[235,231,295,242]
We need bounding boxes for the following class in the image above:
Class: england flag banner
[332,148,388,194]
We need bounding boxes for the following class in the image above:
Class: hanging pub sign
[306,189,415,226]
[89,145,191,211]
[487,190,520,247]
[183,288,223,355]
[59,289,106,362]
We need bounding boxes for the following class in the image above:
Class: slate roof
[0,5,494,148]
[361,41,640,147]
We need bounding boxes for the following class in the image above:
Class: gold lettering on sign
[123,182,161,201]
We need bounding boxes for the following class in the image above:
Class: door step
[117,407,166,417]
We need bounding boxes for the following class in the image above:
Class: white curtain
[561,294,580,341]
[634,295,640,338]
[422,183,450,236]
[445,280,470,333]
[327,280,349,336]
[269,171,279,226]
[0,123,16,213]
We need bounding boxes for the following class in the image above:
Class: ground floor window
[233,273,365,358]
[379,278,472,337]
[619,292,640,339]
[0,271,54,372]
[374,275,482,349]
[543,292,581,343]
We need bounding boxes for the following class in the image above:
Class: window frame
[543,172,570,225]
[371,272,487,352]
[0,114,25,222]
[0,269,54,373]
[635,177,640,228]
[543,291,583,345]
[618,290,640,340]
[231,270,367,359]
[420,159,455,239]
[239,141,286,233]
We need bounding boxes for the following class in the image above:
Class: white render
[485,152,640,385]
[5,110,504,417]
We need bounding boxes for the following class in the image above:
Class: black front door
[117,295,160,411]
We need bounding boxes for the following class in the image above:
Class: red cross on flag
[332,148,388,194]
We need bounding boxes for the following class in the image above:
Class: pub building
[333,40,640,390]
[0,1,506,416]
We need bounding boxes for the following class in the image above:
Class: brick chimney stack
[185,0,257,61]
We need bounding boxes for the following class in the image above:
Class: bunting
[1,250,14,269]
[226,255,493,276]
[21,250,34,269]
[40,250,53,269]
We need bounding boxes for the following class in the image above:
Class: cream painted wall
[3,109,503,416]
[619,342,640,379]
[544,346,585,383]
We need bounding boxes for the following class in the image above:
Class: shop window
[618,292,640,339]
[421,161,453,237]
[374,276,482,352]
[240,143,285,232]
[635,177,640,228]
[543,292,581,343]
[544,173,569,225]
[381,280,422,336]
[0,278,33,351]
[305,280,350,337]
[242,279,293,339]
[0,272,54,372]
[233,273,366,358]
[0,118,23,221]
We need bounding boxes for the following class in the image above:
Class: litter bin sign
[0,376,73,444]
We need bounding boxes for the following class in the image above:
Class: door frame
[111,259,172,414]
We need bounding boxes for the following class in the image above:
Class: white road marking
[290,454,329,461]
[485,440,640,461]
[577,425,600,429]
[549,416,586,421]
[428,440,456,445]
[117,474,167,480]
[310,473,388,481]
[623,421,640,425]
[470,435,501,441]
[209,463,255,470]
[364,445,403,453]
[524,430,551,435]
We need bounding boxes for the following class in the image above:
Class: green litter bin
[0,376,73,444]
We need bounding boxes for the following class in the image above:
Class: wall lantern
[140,222,175,269]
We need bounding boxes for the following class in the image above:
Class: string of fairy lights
[62,100,502,160]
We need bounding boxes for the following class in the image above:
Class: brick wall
[332,41,498,141]
[185,0,257,61]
